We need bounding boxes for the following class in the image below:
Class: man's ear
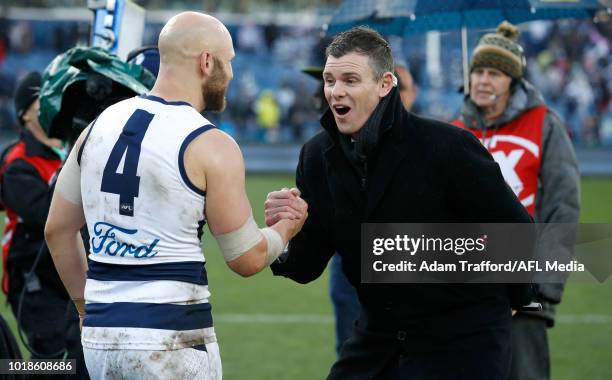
[200,52,213,77]
[379,72,395,97]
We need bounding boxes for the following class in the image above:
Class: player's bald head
[158,11,232,65]
[152,12,234,113]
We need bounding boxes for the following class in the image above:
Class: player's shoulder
[182,127,244,186]
[191,127,239,155]
[107,96,140,114]
[119,95,204,125]
[92,97,141,129]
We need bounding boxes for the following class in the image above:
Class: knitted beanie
[14,71,41,123]
[470,21,526,79]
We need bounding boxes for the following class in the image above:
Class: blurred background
[1,1,611,154]
[1,1,611,379]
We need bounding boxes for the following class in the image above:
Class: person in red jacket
[452,22,580,380]
[0,71,69,361]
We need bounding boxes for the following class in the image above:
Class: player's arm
[44,127,90,318]
[185,129,307,277]
[531,113,580,304]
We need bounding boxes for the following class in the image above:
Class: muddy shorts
[83,342,222,379]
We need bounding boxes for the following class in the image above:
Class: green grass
[547,177,612,380]
[2,175,611,379]
[204,175,335,379]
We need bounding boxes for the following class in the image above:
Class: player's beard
[203,59,228,112]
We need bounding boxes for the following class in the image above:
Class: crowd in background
[4,0,342,13]
[0,14,610,147]
[524,20,612,146]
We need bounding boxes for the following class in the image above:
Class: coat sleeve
[534,112,580,304]
[270,144,335,284]
[450,129,536,308]
[1,159,53,230]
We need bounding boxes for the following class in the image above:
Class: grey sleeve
[535,111,581,304]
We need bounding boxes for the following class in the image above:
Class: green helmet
[39,46,156,142]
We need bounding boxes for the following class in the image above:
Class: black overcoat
[272,91,534,379]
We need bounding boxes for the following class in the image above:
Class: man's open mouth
[333,105,351,116]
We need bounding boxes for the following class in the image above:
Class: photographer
[0,71,68,362]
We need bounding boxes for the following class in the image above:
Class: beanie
[14,71,41,124]
[470,21,526,79]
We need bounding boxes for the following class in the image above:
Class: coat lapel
[366,139,409,218]
[365,113,412,218]
[323,143,363,210]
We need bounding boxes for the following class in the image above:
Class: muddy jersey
[79,95,216,350]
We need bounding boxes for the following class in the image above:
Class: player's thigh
[83,345,221,380]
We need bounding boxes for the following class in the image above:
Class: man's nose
[478,72,492,84]
[330,82,346,98]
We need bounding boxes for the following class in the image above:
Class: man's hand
[265,187,307,226]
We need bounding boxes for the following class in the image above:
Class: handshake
[264,187,309,239]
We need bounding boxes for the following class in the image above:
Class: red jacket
[452,106,546,216]
[0,132,62,294]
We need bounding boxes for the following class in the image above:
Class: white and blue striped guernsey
[79,95,216,350]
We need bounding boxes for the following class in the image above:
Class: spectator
[452,22,580,380]
[255,89,281,143]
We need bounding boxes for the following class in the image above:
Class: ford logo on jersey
[91,222,159,258]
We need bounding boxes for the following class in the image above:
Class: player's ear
[199,52,213,77]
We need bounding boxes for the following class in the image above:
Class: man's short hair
[325,26,393,80]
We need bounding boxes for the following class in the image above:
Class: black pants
[8,271,89,379]
[328,309,512,380]
[508,315,550,380]
[8,277,67,359]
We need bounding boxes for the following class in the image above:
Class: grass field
[1,175,611,379]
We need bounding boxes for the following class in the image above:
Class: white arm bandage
[55,150,82,205]
[215,213,285,266]
[260,227,285,266]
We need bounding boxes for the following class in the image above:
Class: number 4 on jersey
[101,109,154,216]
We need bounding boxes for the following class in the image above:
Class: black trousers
[8,271,89,379]
[328,309,512,380]
[508,315,550,380]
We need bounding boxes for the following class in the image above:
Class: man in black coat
[266,27,534,379]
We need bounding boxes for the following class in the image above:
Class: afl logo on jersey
[91,221,160,258]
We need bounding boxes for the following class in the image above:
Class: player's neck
[149,73,204,112]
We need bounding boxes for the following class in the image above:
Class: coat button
[397,330,407,341]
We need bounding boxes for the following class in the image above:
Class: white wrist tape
[260,227,285,266]
[55,150,82,205]
[215,214,262,262]
[214,213,286,266]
